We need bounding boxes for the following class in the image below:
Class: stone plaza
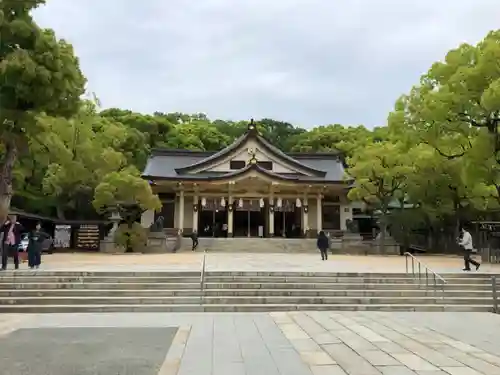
[1,311,500,375]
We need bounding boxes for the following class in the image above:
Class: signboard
[75,224,100,250]
[54,225,71,248]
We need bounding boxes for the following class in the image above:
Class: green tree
[389,30,500,198]
[256,118,306,151]
[100,108,173,149]
[165,121,230,151]
[92,166,161,228]
[0,0,86,220]
[212,119,247,140]
[37,105,127,219]
[290,125,384,160]
[93,166,161,251]
[347,142,413,245]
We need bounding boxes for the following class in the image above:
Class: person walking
[459,226,480,271]
[190,230,199,251]
[317,231,329,261]
[1,215,24,270]
[27,222,50,269]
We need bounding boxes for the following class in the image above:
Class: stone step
[204,271,498,278]
[0,271,201,277]
[0,276,490,286]
[0,289,490,298]
[203,289,492,297]
[1,281,485,291]
[201,296,493,305]
[204,282,491,290]
[0,283,202,290]
[0,276,201,283]
[0,297,202,305]
[0,304,204,313]
[0,296,492,306]
[0,289,202,297]
[201,304,493,312]
[203,276,492,284]
[0,304,491,313]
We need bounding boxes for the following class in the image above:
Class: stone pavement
[31,252,500,274]
[1,312,500,374]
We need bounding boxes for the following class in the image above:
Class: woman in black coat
[317,231,329,261]
[27,222,50,269]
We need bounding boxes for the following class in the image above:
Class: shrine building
[141,120,354,238]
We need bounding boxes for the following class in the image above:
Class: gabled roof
[142,120,348,184]
[174,120,326,176]
[145,161,345,184]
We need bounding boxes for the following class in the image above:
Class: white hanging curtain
[295,198,302,207]
[201,197,206,207]
[276,198,282,208]
[259,198,265,208]
[238,198,243,208]
[220,197,226,207]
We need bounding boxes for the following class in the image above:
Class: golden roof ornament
[248,118,255,131]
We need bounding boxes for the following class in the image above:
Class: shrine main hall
[141,121,354,238]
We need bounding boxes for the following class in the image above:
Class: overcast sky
[33,1,500,128]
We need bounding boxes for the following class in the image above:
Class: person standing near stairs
[459,226,480,271]
[190,230,199,251]
[317,231,329,261]
[1,215,24,270]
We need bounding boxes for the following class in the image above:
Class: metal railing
[492,276,499,314]
[200,250,207,292]
[404,252,446,297]
[199,251,207,306]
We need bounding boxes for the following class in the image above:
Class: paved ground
[0,327,176,375]
[23,252,499,274]
[1,312,500,375]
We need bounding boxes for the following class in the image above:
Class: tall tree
[389,30,500,198]
[38,107,127,219]
[347,142,413,244]
[0,0,86,221]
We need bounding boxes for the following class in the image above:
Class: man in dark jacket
[1,215,24,270]
[190,230,199,251]
[317,231,329,261]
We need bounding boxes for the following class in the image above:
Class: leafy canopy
[93,166,161,214]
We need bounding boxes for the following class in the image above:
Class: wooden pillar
[192,194,198,233]
[178,190,185,233]
[268,193,274,237]
[303,195,309,236]
[316,193,322,233]
[228,195,234,236]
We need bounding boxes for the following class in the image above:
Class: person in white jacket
[459,227,480,271]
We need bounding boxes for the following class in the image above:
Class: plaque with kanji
[75,224,100,250]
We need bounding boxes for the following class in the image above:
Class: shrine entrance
[198,198,228,237]
[233,199,265,237]
[273,199,302,238]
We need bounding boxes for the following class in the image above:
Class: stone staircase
[0,271,496,313]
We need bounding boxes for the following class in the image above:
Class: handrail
[492,276,498,314]
[200,250,206,292]
[404,252,446,298]
[199,250,207,307]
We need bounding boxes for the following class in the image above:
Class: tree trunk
[379,210,388,251]
[126,220,134,253]
[56,204,66,220]
[0,140,17,224]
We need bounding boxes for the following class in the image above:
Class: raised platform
[179,237,400,254]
